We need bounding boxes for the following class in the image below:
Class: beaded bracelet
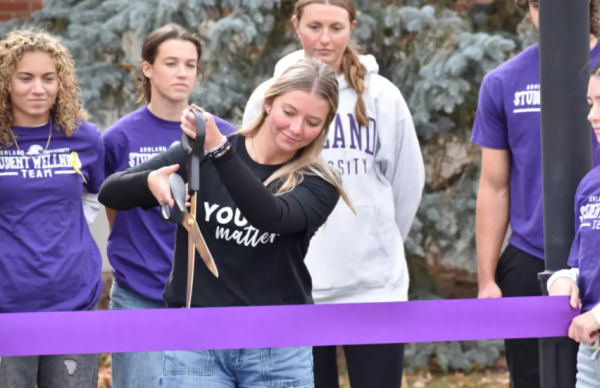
[204,136,231,159]
[212,142,232,159]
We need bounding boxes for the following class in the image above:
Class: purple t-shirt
[568,165,600,313]
[102,106,236,303]
[0,119,105,313]
[471,42,600,260]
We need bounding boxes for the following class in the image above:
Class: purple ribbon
[0,296,578,357]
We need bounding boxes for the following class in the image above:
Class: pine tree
[0,0,288,124]
[0,0,533,371]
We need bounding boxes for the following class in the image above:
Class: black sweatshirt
[98,135,340,308]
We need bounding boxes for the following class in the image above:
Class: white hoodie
[243,50,425,304]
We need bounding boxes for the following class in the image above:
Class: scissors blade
[182,214,219,278]
[187,226,195,308]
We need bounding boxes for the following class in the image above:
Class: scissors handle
[161,173,188,223]
[181,108,205,194]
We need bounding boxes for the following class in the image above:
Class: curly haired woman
[0,29,104,387]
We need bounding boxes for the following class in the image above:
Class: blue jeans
[159,347,314,388]
[109,280,167,388]
[577,339,600,388]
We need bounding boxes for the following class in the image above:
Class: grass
[335,347,509,388]
[400,371,510,388]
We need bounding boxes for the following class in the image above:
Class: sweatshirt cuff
[592,304,600,326]
[547,268,579,293]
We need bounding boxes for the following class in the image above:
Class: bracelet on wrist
[205,136,231,159]
[213,143,232,159]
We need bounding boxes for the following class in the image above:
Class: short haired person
[471,1,600,386]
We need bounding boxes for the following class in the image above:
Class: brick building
[0,0,43,22]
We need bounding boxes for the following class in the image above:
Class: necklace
[251,137,258,162]
[10,120,52,159]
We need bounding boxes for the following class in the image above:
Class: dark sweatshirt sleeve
[98,145,188,211]
[211,147,340,235]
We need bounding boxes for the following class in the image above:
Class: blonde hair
[239,57,354,211]
[294,0,368,127]
[0,29,87,149]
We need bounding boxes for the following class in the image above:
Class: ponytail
[340,43,368,127]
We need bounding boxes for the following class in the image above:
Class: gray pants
[0,354,99,388]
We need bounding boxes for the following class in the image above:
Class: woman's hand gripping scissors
[161,108,219,308]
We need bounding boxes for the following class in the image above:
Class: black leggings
[313,343,405,388]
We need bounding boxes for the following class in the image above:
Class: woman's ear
[141,61,152,79]
[264,97,275,116]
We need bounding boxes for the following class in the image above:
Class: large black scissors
[161,108,218,308]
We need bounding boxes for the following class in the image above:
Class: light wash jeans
[159,346,314,388]
[576,337,600,388]
[109,280,167,388]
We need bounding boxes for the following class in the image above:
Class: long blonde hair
[239,57,354,211]
[294,0,368,127]
[0,29,87,150]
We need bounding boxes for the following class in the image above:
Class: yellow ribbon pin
[69,151,87,184]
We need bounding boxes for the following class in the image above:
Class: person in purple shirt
[548,63,600,388]
[101,24,235,388]
[0,29,104,387]
[471,1,600,387]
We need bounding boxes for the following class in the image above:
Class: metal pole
[538,0,592,387]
